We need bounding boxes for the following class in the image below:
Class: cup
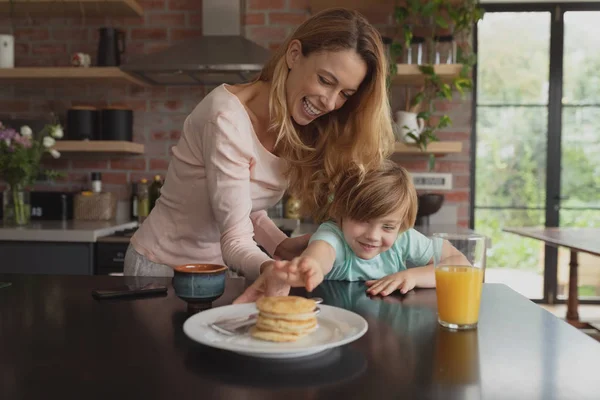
[172,264,228,313]
[432,233,486,330]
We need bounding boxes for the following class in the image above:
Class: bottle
[91,172,102,193]
[137,179,149,224]
[130,182,138,220]
[149,174,163,211]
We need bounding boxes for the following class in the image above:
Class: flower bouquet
[0,121,64,226]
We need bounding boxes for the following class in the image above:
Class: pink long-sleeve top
[130,84,289,280]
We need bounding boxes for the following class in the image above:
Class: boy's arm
[413,239,471,288]
[302,240,337,276]
[406,265,436,288]
[436,239,471,266]
[272,240,337,292]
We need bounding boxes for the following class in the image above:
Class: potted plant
[389,0,484,170]
[0,120,64,225]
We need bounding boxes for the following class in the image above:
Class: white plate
[183,303,368,359]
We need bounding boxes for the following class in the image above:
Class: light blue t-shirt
[309,221,437,281]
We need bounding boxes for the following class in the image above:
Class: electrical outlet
[410,172,453,190]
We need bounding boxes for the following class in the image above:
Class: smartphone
[92,282,168,299]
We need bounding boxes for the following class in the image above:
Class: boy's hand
[365,270,417,296]
[272,256,324,292]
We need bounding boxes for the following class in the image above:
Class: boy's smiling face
[341,208,405,260]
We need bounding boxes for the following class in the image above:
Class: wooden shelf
[392,64,462,85]
[309,0,394,15]
[53,141,144,154]
[0,0,143,17]
[0,67,149,86]
[393,141,462,156]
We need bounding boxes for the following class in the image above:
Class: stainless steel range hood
[120,0,270,85]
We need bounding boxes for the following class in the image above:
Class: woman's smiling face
[284,40,367,125]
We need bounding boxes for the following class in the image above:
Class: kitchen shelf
[309,0,463,14]
[53,141,144,154]
[393,141,462,156]
[392,64,462,85]
[309,0,394,14]
[0,0,143,17]
[0,67,149,86]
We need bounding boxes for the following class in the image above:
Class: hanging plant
[389,0,484,169]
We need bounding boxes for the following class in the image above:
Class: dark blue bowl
[172,264,228,308]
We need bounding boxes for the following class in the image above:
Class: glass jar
[405,36,425,65]
[434,35,457,64]
[3,184,31,226]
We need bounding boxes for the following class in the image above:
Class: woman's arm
[198,114,277,280]
[249,210,288,257]
[250,210,311,260]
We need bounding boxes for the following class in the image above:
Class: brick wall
[0,0,472,226]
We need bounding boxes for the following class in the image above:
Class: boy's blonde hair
[329,161,418,232]
[257,8,395,222]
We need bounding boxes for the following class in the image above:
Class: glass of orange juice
[432,233,486,330]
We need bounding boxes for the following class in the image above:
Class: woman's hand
[274,233,311,261]
[233,261,291,304]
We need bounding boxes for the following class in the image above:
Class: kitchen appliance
[0,191,74,221]
[415,193,445,227]
[120,0,269,85]
[100,107,133,141]
[66,106,100,140]
[97,27,125,67]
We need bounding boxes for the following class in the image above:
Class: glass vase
[3,184,31,226]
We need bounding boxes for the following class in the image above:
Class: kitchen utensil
[97,27,125,66]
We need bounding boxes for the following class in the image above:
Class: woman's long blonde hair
[258,8,395,222]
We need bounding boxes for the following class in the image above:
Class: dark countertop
[1,274,599,399]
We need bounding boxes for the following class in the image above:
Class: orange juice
[435,266,484,327]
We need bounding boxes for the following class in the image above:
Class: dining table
[1,272,600,400]
[504,227,600,325]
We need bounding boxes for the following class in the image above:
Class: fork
[210,297,323,336]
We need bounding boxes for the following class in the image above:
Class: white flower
[20,125,33,137]
[50,125,64,139]
[49,149,61,159]
[43,136,56,148]
[4,138,10,146]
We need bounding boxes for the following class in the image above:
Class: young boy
[273,161,466,296]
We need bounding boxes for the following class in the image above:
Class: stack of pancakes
[251,296,318,342]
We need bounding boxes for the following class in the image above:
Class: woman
[124,8,395,301]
